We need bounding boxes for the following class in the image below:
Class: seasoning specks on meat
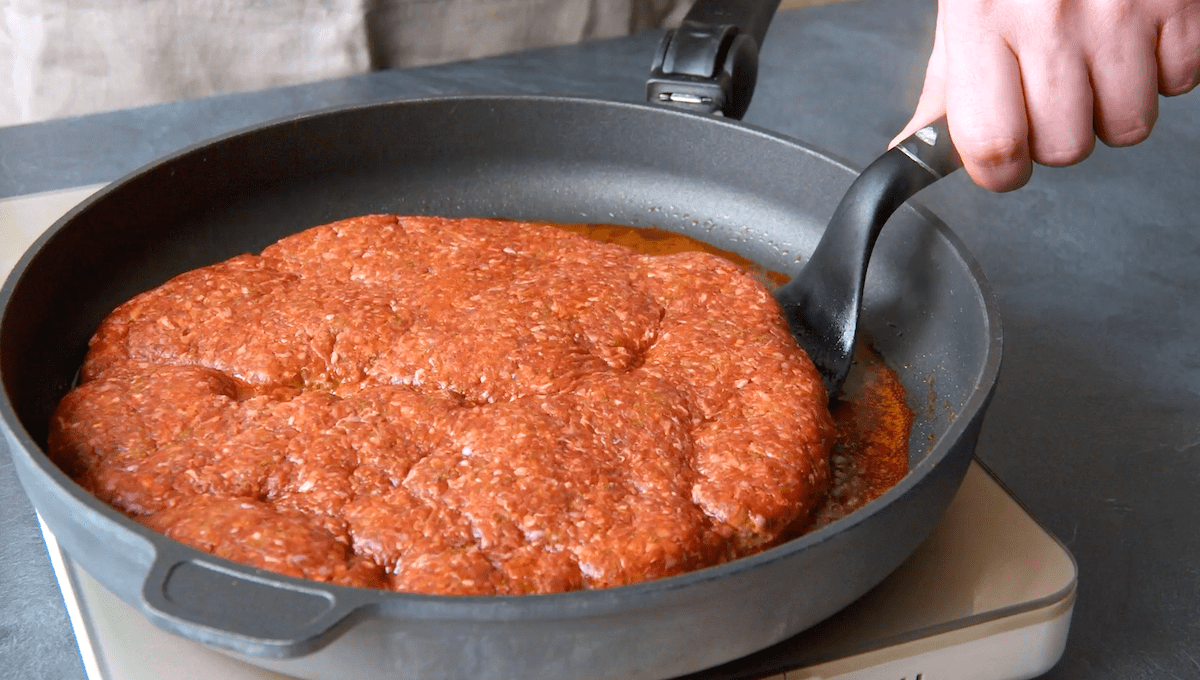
[49,215,834,595]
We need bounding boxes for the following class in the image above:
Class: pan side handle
[681,0,782,49]
[140,547,367,659]
[646,0,783,119]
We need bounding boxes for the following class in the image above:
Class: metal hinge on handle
[646,0,782,120]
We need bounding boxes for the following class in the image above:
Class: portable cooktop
[4,186,1076,680]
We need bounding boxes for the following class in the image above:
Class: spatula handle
[894,117,963,180]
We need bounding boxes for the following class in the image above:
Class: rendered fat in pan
[0,2,1002,679]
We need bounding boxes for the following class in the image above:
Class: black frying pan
[0,2,1001,679]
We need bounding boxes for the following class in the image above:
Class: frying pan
[0,1,1001,678]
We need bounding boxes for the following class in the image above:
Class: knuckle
[966,161,1032,193]
[1099,122,1153,148]
[1096,112,1156,148]
[957,135,1032,191]
[1029,132,1095,166]
[957,135,1027,168]
[1158,8,1200,95]
[1030,143,1093,166]
[1159,69,1200,97]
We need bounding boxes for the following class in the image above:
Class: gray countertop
[3,0,1199,678]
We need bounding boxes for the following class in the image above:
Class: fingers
[1017,40,1096,165]
[1091,11,1160,148]
[942,16,1032,192]
[1158,3,1200,96]
[896,0,1200,193]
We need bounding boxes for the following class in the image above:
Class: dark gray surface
[1,0,1197,678]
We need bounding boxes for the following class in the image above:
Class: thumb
[891,11,949,147]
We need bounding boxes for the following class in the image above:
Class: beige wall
[0,0,854,127]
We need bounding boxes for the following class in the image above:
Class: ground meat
[49,215,834,595]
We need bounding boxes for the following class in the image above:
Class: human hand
[893,0,1200,192]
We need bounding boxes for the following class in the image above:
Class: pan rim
[0,93,1003,622]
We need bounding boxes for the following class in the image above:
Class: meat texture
[49,215,833,595]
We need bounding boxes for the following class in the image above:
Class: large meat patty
[49,215,834,595]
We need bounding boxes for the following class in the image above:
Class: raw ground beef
[49,215,833,595]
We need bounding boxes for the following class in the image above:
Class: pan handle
[646,0,783,119]
[139,547,366,658]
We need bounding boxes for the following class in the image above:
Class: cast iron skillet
[0,1,1001,679]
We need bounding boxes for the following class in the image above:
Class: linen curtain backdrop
[0,0,690,126]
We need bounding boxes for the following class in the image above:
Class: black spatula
[775,118,963,398]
